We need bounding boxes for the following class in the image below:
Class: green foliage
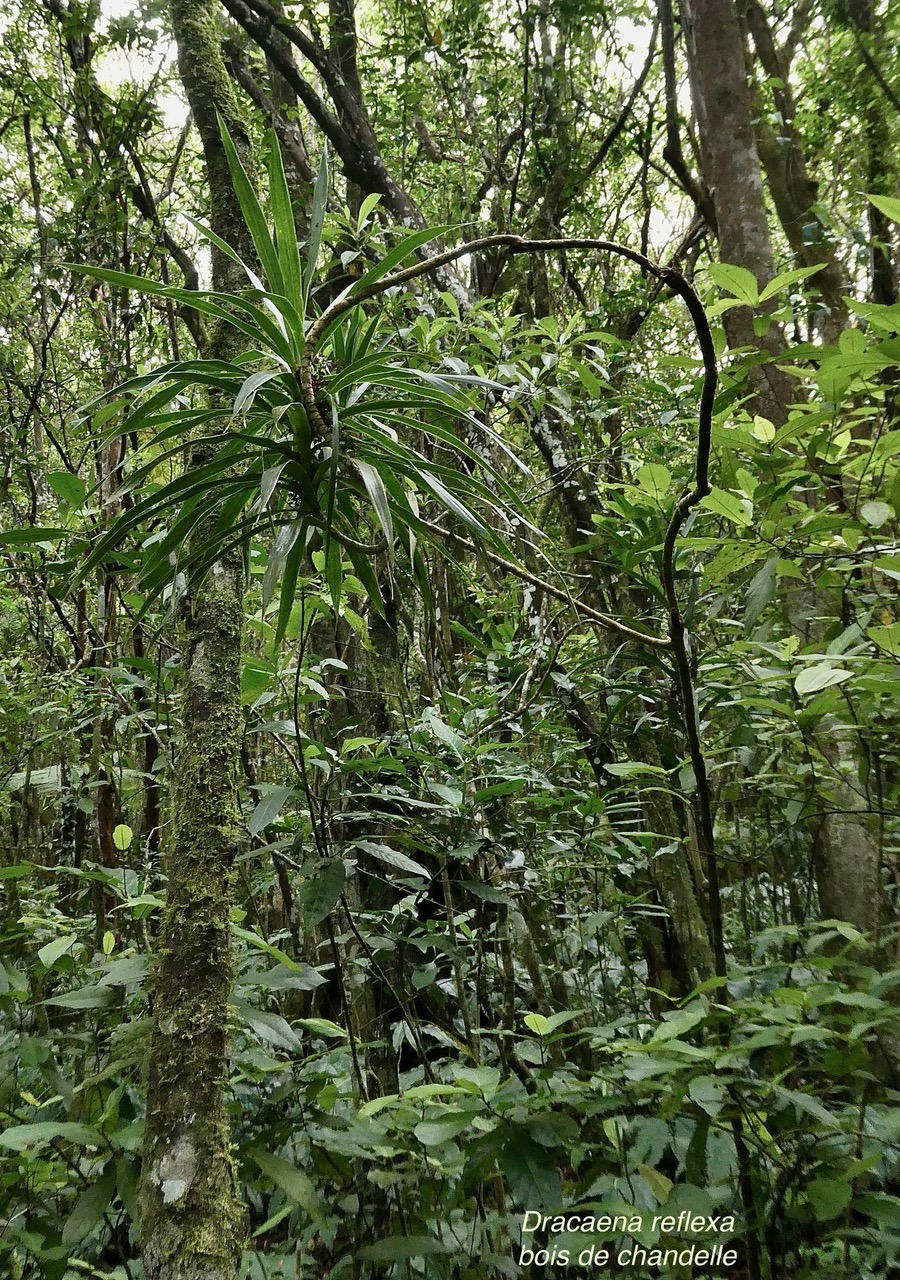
[1,0,899,1275]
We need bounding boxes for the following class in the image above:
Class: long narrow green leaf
[352,459,394,553]
[134,409,226,451]
[67,266,292,360]
[144,519,262,614]
[303,150,329,311]
[348,225,456,295]
[218,116,284,295]
[274,536,305,648]
[122,432,253,496]
[234,369,283,416]
[262,521,301,610]
[322,400,341,608]
[181,214,250,275]
[267,133,304,312]
[344,541,384,614]
[76,457,244,580]
[349,409,532,517]
[325,531,342,611]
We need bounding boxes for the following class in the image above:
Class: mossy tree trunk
[138,0,258,1275]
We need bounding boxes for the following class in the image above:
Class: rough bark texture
[138,0,257,1274]
[139,560,247,1280]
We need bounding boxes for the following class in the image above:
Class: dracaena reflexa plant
[69,123,534,642]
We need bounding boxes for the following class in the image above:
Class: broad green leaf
[636,1162,674,1201]
[112,824,133,851]
[704,541,763,585]
[295,1017,347,1038]
[868,623,900,655]
[98,954,152,986]
[360,1236,450,1263]
[688,1075,725,1116]
[500,1131,562,1208]
[38,934,77,967]
[524,1012,551,1037]
[794,665,853,696]
[62,1171,115,1244]
[424,710,465,755]
[870,558,900,583]
[751,415,775,442]
[544,1009,582,1032]
[472,778,526,804]
[745,557,777,629]
[249,963,325,992]
[758,263,826,302]
[860,500,891,528]
[353,839,429,878]
[236,1003,303,1052]
[453,1066,501,1098]
[652,1007,706,1042]
[248,784,294,837]
[708,262,759,305]
[806,1177,852,1221]
[250,1149,322,1219]
[0,1122,102,1151]
[868,193,900,224]
[45,985,116,1010]
[635,463,671,500]
[47,471,86,507]
[357,191,382,228]
[300,859,346,926]
[700,487,752,527]
[414,1111,475,1145]
[856,1193,900,1229]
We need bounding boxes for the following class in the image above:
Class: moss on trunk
[138,0,259,1275]
[139,556,247,1280]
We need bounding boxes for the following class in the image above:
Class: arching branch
[297,231,725,973]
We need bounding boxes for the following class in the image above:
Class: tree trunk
[680,0,794,420]
[138,0,258,1274]
[680,0,894,956]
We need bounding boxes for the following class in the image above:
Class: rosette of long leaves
[70,125,532,639]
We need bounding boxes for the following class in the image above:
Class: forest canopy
[1,0,899,1276]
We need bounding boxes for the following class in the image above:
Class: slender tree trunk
[680,0,794,420]
[680,0,894,959]
[138,0,258,1275]
[742,0,847,340]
